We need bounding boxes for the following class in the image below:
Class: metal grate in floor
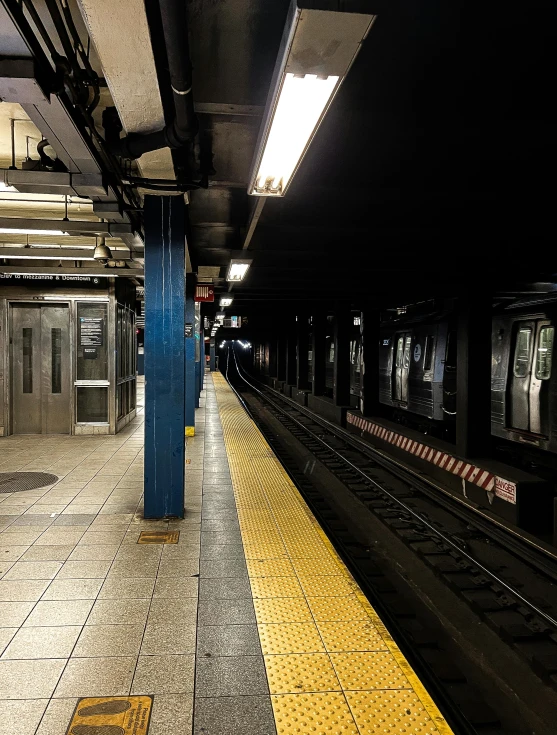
[0,472,59,493]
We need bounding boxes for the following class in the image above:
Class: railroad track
[225,346,557,734]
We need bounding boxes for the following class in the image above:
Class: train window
[513,327,532,378]
[395,336,404,368]
[423,335,434,371]
[403,336,412,368]
[445,331,456,371]
[536,326,554,380]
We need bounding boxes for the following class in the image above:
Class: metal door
[510,320,554,435]
[11,304,71,434]
[394,333,411,403]
[509,321,535,431]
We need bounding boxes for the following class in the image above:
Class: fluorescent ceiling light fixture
[0,226,67,236]
[0,181,16,192]
[248,1,375,197]
[226,259,251,282]
[220,294,234,307]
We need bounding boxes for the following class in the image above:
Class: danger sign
[494,477,517,505]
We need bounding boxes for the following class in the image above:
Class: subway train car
[375,300,557,453]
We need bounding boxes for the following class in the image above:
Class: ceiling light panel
[248,1,375,197]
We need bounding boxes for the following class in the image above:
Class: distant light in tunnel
[220,294,234,307]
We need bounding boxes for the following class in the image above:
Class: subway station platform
[0,373,454,735]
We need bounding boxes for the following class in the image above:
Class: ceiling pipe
[110,0,198,160]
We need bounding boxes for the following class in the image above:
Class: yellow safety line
[213,373,455,735]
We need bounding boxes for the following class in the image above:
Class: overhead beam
[0,265,143,277]
[0,217,132,237]
[0,248,130,260]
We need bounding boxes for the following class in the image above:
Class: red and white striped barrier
[346,413,517,503]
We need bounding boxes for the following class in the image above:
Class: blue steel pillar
[210,338,216,371]
[185,274,196,436]
[144,195,185,518]
[194,302,201,408]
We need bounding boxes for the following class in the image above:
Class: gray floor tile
[148,693,193,735]
[147,598,198,626]
[73,623,144,657]
[0,627,17,655]
[107,557,160,578]
[87,598,151,625]
[0,601,34,627]
[42,578,103,600]
[0,698,49,735]
[199,577,252,600]
[156,558,199,577]
[23,599,93,626]
[2,625,81,660]
[35,698,79,735]
[141,623,196,655]
[199,558,247,578]
[10,516,52,528]
[196,655,269,697]
[0,658,66,698]
[19,545,74,562]
[194,695,276,735]
[131,654,195,694]
[0,579,50,601]
[4,561,63,580]
[201,531,243,546]
[52,514,96,526]
[53,655,136,697]
[67,544,119,561]
[198,599,256,626]
[153,577,198,599]
[200,544,245,560]
[56,559,112,579]
[196,624,262,657]
[99,577,155,599]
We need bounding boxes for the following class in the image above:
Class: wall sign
[185,323,193,338]
[194,285,214,302]
[80,317,104,346]
[494,476,517,504]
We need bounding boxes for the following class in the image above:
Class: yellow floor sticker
[137,530,179,544]
[66,696,153,735]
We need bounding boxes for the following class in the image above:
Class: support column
[194,301,201,408]
[296,315,309,390]
[209,337,216,371]
[185,273,196,436]
[286,315,297,386]
[312,312,326,396]
[360,308,380,417]
[333,304,351,406]
[144,195,185,518]
[456,293,492,458]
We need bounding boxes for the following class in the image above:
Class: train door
[510,320,554,435]
[10,303,71,434]
[394,333,411,403]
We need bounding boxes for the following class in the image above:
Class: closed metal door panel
[40,305,71,434]
[509,321,535,431]
[11,305,42,434]
[401,335,412,404]
[394,335,404,401]
[529,321,553,435]
[11,304,70,434]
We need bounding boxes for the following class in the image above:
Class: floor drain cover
[0,472,59,493]
[138,530,180,544]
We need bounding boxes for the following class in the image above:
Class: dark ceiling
[178,0,553,315]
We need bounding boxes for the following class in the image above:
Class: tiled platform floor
[0,372,453,735]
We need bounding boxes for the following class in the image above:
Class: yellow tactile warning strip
[212,373,455,735]
[66,696,153,735]
[137,530,180,544]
